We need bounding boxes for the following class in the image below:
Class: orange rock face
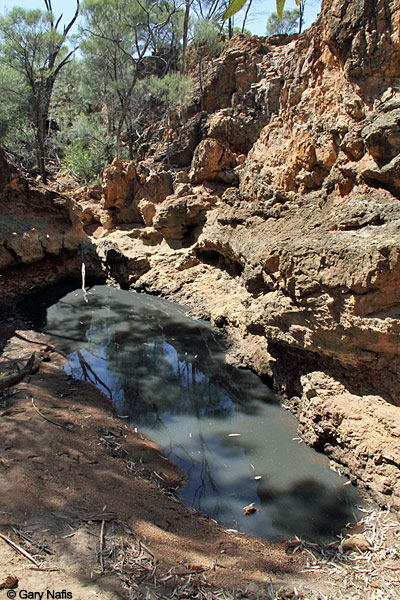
[2,1,400,514]
[83,1,400,512]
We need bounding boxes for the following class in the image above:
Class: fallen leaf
[340,534,371,553]
[0,575,18,590]
[243,503,258,515]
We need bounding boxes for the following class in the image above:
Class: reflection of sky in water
[39,285,362,541]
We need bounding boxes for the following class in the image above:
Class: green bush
[147,72,193,110]
[192,19,224,58]
[61,114,113,183]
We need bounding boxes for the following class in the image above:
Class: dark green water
[20,284,362,540]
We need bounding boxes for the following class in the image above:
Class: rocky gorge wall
[0,149,89,303]
[71,0,400,511]
[1,0,399,514]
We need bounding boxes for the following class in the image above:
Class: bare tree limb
[31,398,75,431]
[63,0,80,37]
[0,353,39,391]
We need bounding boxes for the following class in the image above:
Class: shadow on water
[19,284,363,541]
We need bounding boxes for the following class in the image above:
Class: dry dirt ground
[0,328,399,600]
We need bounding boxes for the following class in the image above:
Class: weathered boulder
[0,150,85,300]
[189,138,237,183]
[100,159,173,226]
[153,186,219,241]
[79,0,400,512]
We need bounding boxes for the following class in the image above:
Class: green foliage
[222,0,247,21]
[0,3,79,179]
[276,0,286,21]
[0,64,33,162]
[192,18,223,58]
[266,9,300,36]
[80,0,186,157]
[222,25,252,37]
[61,114,113,183]
[147,72,193,109]
[63,138,104,183]
[0,7,72,81]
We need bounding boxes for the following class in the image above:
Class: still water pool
[20,284,362,540]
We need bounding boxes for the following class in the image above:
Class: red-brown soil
[0,330,311,599]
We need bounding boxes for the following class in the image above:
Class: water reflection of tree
[146,357,224,517]
[46,289,274,524]
[257,478,361,540]
[75,350,113,400]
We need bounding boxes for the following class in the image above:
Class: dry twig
[99,519,105,573]
[0,353,39,390]
[31,397,74,431]
[0,533,40,567]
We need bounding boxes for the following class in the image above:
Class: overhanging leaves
[277,0,286,21]
[222,0,247,21]
[223,0,294,23]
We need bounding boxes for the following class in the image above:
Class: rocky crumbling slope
[1,0,399,514]
[69,0,400,511]
[0,149,86,301]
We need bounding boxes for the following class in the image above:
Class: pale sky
[1,0,322,38]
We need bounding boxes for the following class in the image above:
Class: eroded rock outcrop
[74,0,400,512]
[2,0,399,513]
[0,149,86,300]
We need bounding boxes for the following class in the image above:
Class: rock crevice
[1,0,400,513]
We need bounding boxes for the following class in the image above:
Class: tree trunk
[241,0,253,33]
[116,71,139,159]
[181,0,191,74]
[36,77,55,184]
[299,1,305,34]
[37,138,47,183]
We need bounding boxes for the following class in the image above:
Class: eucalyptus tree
[223,0,299,22]
[81,0,183,159]
[0,63,36,170]
[181,0,192,74]
[266,9,299,36]
[0,1,80,182]
[50,58,114,181]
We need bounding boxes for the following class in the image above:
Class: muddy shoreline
[1,321,399,599]
[0,327,314,598]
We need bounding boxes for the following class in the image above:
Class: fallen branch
[83,512,118,522]
[31,398,74,431]
[0,533,40,567]
[0,353,39,390]
[99,520,105,573]
[28,567,59,572]
[12,527,53,555]
[15,332,54,349]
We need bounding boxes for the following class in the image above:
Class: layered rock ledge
[71,0,400,511]
[0,149,88,301]
[1,0,399,514]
